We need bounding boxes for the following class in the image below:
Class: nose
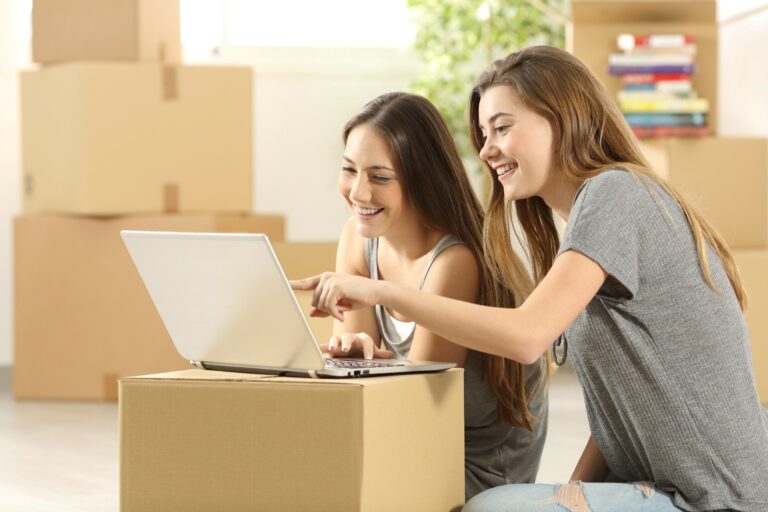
[349,174,372,203]
[478,136,498,162]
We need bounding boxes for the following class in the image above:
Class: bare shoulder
[336,216,370,277]
[421,242,479,300]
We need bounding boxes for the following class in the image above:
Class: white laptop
[121,231,455,378]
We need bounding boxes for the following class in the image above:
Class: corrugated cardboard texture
[120,369,464,512]
[639,137,768,249]
[32,0,181,63]
[21,63,252,214]
[571,1,718,132]
[13,214,285,400]
[734,250,768,405]
[273,242,338,344]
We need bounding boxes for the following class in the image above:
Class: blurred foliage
[408,0,569,164]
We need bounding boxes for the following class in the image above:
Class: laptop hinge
[306,370,319,379]
[190,360,204,369]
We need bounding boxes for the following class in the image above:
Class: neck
[381,222,446,262]
[540,174,581,222]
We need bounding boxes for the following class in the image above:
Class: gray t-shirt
[558,170,768,512]
[365,235,548,500]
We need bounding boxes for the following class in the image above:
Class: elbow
[516,348,544,366]
[508,330,552,365]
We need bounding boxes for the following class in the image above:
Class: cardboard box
[571,0,719,132]
[32,0,181,64]
[734,250,768,405]
[639,136,768,249]
[272,241,338,345]
[13,213,284,400]
[120,369,465,512]
[21,63,252,214]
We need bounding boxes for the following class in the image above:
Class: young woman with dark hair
[324,91,549,500]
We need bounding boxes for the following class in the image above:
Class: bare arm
[405,245,477,367]
[294,249,606,364]
[570,436,610,482]
[330,217,380,343]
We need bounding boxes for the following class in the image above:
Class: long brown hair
[469,46,746,309]
[344,92,539,429]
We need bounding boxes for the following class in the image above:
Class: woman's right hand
[322,332,394,360]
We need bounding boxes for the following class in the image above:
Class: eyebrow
[487,111,514,124]
[342,155,395,171]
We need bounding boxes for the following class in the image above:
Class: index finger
[289,275,322,291]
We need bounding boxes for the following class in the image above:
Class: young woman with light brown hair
[325,92,548,500]
[295,47,768,511]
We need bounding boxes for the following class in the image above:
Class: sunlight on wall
[180,0,414,60]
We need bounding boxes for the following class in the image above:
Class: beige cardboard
[734,250,768,405]
[120,369,464,512]
[571,1,718,132]
[32,0,181,63]
[13,213,285,400]
[272,241,338,344]
[21,63,252,214]
[639,137,768,249]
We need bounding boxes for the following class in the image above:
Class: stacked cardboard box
[15,0,281,400]
[120,369,465,511]
[572,0,768,404]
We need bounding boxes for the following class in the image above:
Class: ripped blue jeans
[462,482,682,512]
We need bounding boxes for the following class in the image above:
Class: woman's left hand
[290,272,383,321]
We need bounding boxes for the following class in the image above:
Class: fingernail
[342,344,349,352]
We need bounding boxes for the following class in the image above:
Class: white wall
[217,47,420,241]
[0,0,29,366]
[718,2,768,136]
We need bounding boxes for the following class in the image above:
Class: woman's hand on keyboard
[322,332,393,360]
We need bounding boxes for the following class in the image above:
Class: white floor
[0,365,590,511]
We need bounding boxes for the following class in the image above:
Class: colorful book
[631,125,708,138]
[622,73,691,84]
[619,97,709,114]
[608,53,693,66]
[617,34,696,51]
[623,82,693,93]
[609,64,695,75]
[623,112,707,127]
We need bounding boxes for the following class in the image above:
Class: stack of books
[609,34,709,138]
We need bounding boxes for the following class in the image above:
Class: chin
[356,222,383,239]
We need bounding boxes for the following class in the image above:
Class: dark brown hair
[469,46,745,308]
[345,92,539,429]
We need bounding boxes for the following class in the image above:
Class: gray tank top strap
[364,234,463,287]
[417,235,464,289]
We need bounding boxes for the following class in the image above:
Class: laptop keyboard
[326,358,406,368]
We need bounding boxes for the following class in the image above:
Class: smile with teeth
[354,205,384,218]
[495,162,518,178]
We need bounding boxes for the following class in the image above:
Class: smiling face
[477,85,557,202]
[338,124,413,238]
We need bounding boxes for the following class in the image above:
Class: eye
[372,174,392,183]
[494,125,510,134]
[341,166,357,175]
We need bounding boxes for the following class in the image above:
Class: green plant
[408,0,569,164]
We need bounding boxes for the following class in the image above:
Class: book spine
[608,53,693,66]
[623,112,707,127]
[622,73,691,84]
[609,64,695,75]
[635,34,696,48]
[631,125,709,138]
[619,97,709,114]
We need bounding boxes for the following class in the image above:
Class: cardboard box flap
[122,369,277,382]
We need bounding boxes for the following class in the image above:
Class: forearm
[570,436,610,482]
[375,281,548,364]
